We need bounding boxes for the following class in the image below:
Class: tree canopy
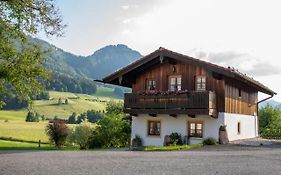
[0,0,65,107]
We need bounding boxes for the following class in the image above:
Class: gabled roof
[103,47,276,96]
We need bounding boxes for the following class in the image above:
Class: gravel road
[1,145,281,175]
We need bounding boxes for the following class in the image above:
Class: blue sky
[40,0,281,101]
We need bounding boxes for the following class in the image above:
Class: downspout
[256,94,274,136]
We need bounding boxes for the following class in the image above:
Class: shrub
[68,121,93,149]
[25,111,39,122]
[169,132,183,145]
[261,128,281,139]
[65,98,68,104]
[67,112,77,124]
[89,114,131,148]
[76,113,87,124]
[259,105,281,131]
[45,120,70,149]
[86,110,104,123]
[203,137,217,145]
[58,98,62,105]
[106,101,124,114]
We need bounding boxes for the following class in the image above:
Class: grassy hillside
[33,91,106,119]
[0,86,122,121]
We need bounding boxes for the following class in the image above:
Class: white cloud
[121,5,129,10]
[122,18,132,24]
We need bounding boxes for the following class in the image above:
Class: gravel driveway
[1,145,281,175]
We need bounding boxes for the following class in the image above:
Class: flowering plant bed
[137,90,189,96]
[135,144,202,151]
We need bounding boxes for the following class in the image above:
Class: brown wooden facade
[102,47,276,117]
[131,61,225,114]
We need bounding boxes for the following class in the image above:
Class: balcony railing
[124,91,217,117]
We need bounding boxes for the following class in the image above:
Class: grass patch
[0,121,49,142]
[0,140,79,151]
[0,121,76,143]
[0,140,53,150]
[136,144,203,151]
[0,110,27,121]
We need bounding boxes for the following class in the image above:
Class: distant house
[102,47,276,146]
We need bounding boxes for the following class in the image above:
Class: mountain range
[33,38,142,80]
[259,99,281,110]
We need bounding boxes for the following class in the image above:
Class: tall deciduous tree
[0,0,66,107]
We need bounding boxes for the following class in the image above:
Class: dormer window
[169,75,182,92]
[196,76,206,91]
[147,80,156,92]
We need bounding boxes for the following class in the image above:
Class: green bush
[89,114,131,148]
[67,112,77,124]
[58,98,62,105]
[86,110,104,123]
[68,121,93,149]
[25,111,39,122]
[45,120,70,149]
[259,105,281,131]
[261,128,281,139]
[169,132,183,145]
[203,137,217,145]
[106,101,124,114]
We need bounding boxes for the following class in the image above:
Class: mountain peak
[33,37,143,79]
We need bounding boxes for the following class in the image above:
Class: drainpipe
[256,94,274,136]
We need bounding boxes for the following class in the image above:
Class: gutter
[257,94,274,116]
[93,79,104,83]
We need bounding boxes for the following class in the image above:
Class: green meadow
[0,88,120,149]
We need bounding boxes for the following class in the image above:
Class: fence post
[38,140,41,148]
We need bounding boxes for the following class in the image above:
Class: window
[188,121,203,138]
[147,80,156,91]
[237,122,241,134]
[148,121,161,136]
[169,76,182,91]
[196,76,206,91]
[238,88,242,97]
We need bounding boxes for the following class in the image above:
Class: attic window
[196,76,206,91]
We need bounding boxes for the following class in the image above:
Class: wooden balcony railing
[124,91,217,117]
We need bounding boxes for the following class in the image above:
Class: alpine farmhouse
[102,47,276,146]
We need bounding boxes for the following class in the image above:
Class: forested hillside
[33,38,142,79]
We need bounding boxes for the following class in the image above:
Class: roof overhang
[102,47,276,96]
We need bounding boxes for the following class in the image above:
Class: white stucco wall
[131,113,258,146]
[131,114,187,146]
[221,113,258,141]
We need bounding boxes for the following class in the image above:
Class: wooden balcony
[124,91,217,117]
